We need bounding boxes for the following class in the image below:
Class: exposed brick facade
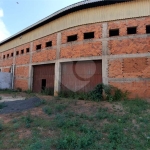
[0,16,150,98]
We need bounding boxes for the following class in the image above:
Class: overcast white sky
[0,0,81,42]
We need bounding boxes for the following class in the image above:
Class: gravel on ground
[0,97,41,114]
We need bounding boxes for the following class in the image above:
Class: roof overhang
[0,0,132,45]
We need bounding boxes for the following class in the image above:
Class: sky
[0,0,82,42]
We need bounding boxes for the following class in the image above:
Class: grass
[0,95,150,149]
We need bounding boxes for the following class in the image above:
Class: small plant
[13,123,20,129]
[43,106,52,115]
[89,84,103,101]
[25,89,32,94]
[0,121,3,131]
[0,102,7,109]
[16,88,22,92]
[24,114,33,128]
[41,88,54,95]
[0,96,2,100]
[103,84,129,102]
[55,104,67,112]
[35,99,46,107]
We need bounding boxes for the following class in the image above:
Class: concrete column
[54,32,61,96]
[54,61,61,96]
[28,42,33,90]
[102,23,109,85]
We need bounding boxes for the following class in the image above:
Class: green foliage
[103,84,129,102]
[55,104,67,112]
[24,138,52,150]
[89,84,103,101]
[25,89,32,94]
[0,97,2,100]
[0,102,7,109]
[108,125,124,148]
[54,114,80,129]
[43,106,52,115]
[41,88,53,95]
[122,98,149,114]
[13,123,20,129]
[35,99,46,107]
[0,121,3,131]
[95,107,112,120]
[58,91,89,100]
[16,88,22,92]
[24,114,33,128]
[56,131,95,150]
[58,84,128,102]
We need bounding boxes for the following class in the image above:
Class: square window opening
[16,51,19,55]
[36,44,42,50]
[11,53,14,57]
[67,34,77,42]
[26,48,30,53]
[84,32,94,39]
[21,49,24,54]
[7,54,9,58]
[146,25,150,34]
[109,29,119,37]
[127,27,137,35]
[46,41,52,47]
[3,55,5,59]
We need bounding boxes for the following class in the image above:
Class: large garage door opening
[61,60,102,93]
[33,64,55,94]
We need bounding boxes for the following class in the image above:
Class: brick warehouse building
[0,0,150,98]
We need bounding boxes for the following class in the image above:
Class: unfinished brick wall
[109,81,150,98]
[33,34,57,51]
[108,17,150,98]
[32,49,56,63]
[60,41,102,58]
[14,79,28,91]
[0,16,150,98]
[15,66,29,78]
[109,58,150,78]
[109,37,150,55]
[108,17,150,37]
[61,23,102,44]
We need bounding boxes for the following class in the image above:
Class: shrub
[0,102,7,109]
[41,88,53,95]
[89,84,103,101]
[24,114,33,128]
[25,89,32,94]
[0,121,3,131]
[35,99,46,107]
[58,84,128,102]
[43,106,52,115]
[103,84,129,102]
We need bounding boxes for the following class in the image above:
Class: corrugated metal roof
[0,0,132,45]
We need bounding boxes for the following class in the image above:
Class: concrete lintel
[108,78,150,82]
[31,60,56,66]
[61,34,149,48]
[108,53,150,59]
[59,56,102,63]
